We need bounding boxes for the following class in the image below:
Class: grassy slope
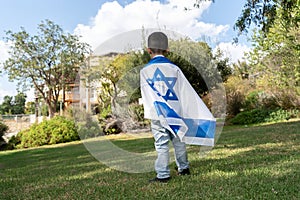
[0,121,299,200]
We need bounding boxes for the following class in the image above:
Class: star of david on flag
[146,68,178,101]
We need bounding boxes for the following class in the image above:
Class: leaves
[234,0,299,37]
[0,93,26,115]
[3,20,91,117]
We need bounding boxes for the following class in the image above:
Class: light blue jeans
[151,120,189,179]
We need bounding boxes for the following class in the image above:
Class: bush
[128,103,144,122]
[230,108,299,125]
[99,105,112,119]
[77,114,102,139]
[11,116,79,149]
[0,121,9,149]
[0,121,8,138]
[224,76,253,117]
[265,109,299,122]
[244,90,260,110]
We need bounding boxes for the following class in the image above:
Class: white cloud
[74,0,229,50]
[214,42,250,64]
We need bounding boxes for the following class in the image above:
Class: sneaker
[178,168,190,176]
[149,177,170,183]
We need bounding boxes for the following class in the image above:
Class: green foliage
[167,50,209,95]
[25,102,35,114]
[244,90,260,110]
[12,116,79,148]
[0,121,9,147]
[77,120,102,139]
[0,121,9,137]
[128,103,145,122]
[232,61,250,79]
[230,108,299,125]
[104,127,120,135]
[3,20,91,117]
[230,109,271,125]
[0,96,13,114]
[5,135,19,150]
[168,39,221,95]
[77,113,102,139]
[266,109,299,122]
[243,90,277,111]
[213,48,232,82]
[12,93,26,114]
[99,105,112,119]
[0,122,11,150]
[245,3,300,109]
[224,76,253,117]
[234,0,299,37]
[0,93,27,114]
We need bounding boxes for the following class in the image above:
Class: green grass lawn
[0,120,299,200]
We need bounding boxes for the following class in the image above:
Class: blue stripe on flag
[169,125,181,134]
[153,101,215,140]
[154,101,180,118]
[183,119,215,139]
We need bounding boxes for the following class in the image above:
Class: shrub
[244,90,260,110]
[224,76,253,117]
[6,135,21,150]
[99,105,112,119]
[12,116,79,149]
[230,109,270,125]
[265,109,299,122]
[128,103,144,122]
[0,121,8,138]
[0,121,9,150]
[126,103,150,129]
[77,114,102,139]
[230,108,299,125]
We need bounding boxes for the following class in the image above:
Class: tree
[234,0,299,37]
[0,96,13,114]
[3,20,90,117]
[12,93,26,114]
[168,39,222,95]
[232,61,250,79]
[0,93,27,115]
[25,102,35,114]
[246,5,300,108]
[213,48,232,82]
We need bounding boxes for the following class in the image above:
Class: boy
[140,32,190,183]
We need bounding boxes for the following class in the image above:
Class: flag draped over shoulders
[140,56,216,146]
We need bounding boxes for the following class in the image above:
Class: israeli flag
[140,56,216,146]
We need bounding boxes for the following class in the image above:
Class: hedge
[11,116,79,149]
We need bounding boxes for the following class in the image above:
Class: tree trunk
[48,102,56,118]
[35,97,39,123]
[47,89,56,118]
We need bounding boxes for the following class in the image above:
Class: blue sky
[0,0,249,103]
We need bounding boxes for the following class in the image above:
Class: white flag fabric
[140,56,216,146]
